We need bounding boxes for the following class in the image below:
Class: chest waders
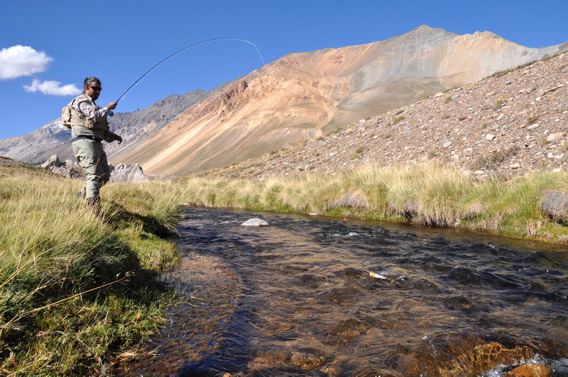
[68,95,111,215]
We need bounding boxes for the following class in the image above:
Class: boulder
[387,198,420,220]
[540,190,568,222]
[109,163,149,183]
[41,154,83,178]
[40,154,62,168]
[40,154,150,183]
[332,191,368,209]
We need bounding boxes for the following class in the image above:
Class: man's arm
[76,99,117,122]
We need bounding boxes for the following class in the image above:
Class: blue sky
[1,0,567,140]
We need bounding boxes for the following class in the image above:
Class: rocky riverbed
[118,208,568,376]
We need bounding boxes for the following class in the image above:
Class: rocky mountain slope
[204,53,568,180]
[118,26,566,176]
[0,89,212,164]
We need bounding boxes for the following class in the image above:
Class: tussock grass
[183,163,568,241]
[0,167,184,376]
[4,160,565,374]
[462,172,568,236]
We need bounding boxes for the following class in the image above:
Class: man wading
[65,77,122,214]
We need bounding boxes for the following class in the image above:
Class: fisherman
[68,77,122,214]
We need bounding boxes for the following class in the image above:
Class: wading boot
[87,196,102,217]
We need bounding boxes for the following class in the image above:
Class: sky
[1,0,567,140]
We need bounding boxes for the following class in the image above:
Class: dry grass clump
[380,163,472,226]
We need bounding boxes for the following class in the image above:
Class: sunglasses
[90,86,102,91]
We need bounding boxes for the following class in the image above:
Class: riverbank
[0,165,183,375]
[1,161,566,375]
[182,163,568,245]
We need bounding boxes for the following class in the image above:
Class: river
[122,208,568,376]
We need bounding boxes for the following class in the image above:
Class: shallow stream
[124,208,568,376]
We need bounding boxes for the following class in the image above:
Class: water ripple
[121,208,568,377]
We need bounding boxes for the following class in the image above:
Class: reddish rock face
[506,363,552,377]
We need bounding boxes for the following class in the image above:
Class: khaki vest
[63,95,109,140]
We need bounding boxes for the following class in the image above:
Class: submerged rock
[329,318,367,336]
[507,363,552,377]
[241,218,269,227]
[290,351,326,370]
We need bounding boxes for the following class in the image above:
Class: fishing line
[115,37,265,103]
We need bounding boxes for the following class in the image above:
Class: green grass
[0,166,184,376]
[182,163,568,242]
[392,115,405,124]
[461,172,568,236]
[2,160,567,374]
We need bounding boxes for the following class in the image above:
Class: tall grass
[462,171,568,236]
[0,166,184,375]
[2,161,566,374]
[183,163,568,241]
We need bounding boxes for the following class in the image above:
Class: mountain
[205,52,568,179]
[0,89,212,165]
[116,26,566,176]
[0,119,74,164]
[2,26,566,175]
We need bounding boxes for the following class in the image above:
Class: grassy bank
[1,162,566,375]
[0,165,184,375]
[184,163,568,243]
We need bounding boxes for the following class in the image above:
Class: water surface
[123,208,568,376]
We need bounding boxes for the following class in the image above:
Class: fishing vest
[62,95,109,140]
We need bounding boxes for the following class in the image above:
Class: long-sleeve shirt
[73,94,110,122]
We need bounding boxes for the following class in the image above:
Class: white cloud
[24,79,82,96]
[0,45,53,80]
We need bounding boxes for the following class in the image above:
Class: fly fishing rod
[114,37,266,104]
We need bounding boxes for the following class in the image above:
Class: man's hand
[104,130,123,144]
[106,101,118,110]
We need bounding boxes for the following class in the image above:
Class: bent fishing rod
[113,37,266,105]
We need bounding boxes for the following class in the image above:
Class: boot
[86,196,102,217]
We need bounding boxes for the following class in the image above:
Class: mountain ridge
[117,25,566,176]
[204,52,567,180]
[0,89,213,164]
[1,26,566,175]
